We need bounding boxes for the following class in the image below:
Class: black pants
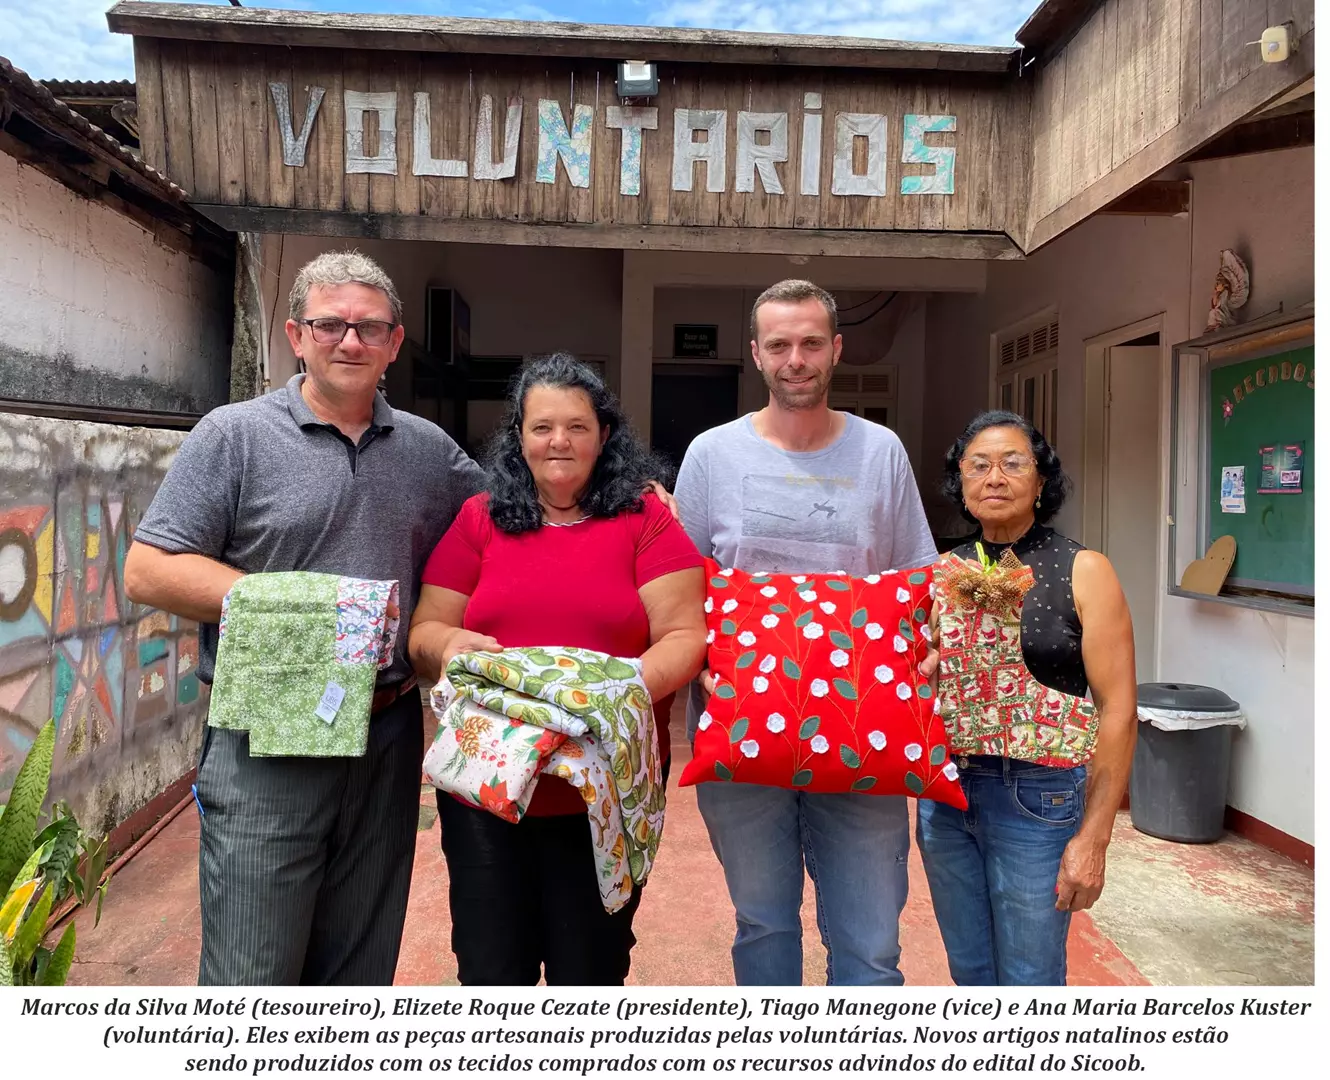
[195,691,424,985]
[436,759,669,986]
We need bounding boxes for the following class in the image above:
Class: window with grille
[995,316,1059,448]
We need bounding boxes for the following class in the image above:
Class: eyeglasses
[960,454,1035,480]
[297,318,397,347]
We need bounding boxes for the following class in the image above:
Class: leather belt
[372,675,419,714]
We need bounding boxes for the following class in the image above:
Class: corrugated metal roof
[38,79,136,98]
[0,56,186,202]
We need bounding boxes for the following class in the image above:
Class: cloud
[0,1,1035,84]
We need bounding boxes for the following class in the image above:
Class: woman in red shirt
[409,353,706,986]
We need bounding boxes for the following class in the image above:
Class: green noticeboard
[1208,345,1314,596]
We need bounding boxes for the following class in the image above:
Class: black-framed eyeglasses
[297,317,397,347]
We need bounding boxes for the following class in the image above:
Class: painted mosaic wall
[0,413,204,834]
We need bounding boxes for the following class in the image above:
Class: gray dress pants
[193,690,424,985]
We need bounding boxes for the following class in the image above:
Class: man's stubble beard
[762,366,831,411]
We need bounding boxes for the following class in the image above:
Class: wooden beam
[1026,30,1314,250]
[191,204,1026,261]
[1183,109,1314,162]
[106,3,1016,73]
[1099,179,1191,215]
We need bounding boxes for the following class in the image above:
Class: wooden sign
[133,41,1028,251]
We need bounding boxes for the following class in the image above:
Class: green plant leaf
[930,744,948,766]
[898,618,916,642]
[770,603,789,614]
[825,579,851,592]
[798,715,821,740]
[829,631,854,650]
[36,924,75,987]
[795,580,815,593]
[0,936,12,988]
[10,883,53,974]
[908,571,929,586]
[0,720,55,900]
[851,607,868,628]
[782,657,801,680]
[81,836,108,916]
[713,683,736,700]
[913,607,928,624]
[714,762,734,781]
[721,619,738,635]
[750,574,771,584]
[735,651,757,670]
[917,684,934,700]
[791,769,814,787]
[3,847,42,909]
[839,744,861,769]
[851,776,878,792]
[904,771,925,796]
[603,657,638,680]
[794,611,813,628]
[710,576,730,589]
[729,718,750,743]
[833,678,858,701]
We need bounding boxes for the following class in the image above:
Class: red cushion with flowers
[679,559,966,809]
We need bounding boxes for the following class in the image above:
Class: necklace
[543,515,591,528]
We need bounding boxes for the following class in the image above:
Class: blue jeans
[696,783,910,986]
[916,755,1086,986]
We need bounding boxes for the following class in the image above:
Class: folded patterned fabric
[210,572,400,757]
[423,646,663,913]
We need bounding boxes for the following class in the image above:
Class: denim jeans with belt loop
[916,754,1087,986]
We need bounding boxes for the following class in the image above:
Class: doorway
[651,363,740,471]
[1084,317,1165,684]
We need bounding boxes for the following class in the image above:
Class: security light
[616,61,659,99]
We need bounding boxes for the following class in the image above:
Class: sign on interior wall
[674,324,719,359]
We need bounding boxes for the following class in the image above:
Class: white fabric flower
[706,629,716,644]
[934,697,942,715]
[791,575,807,584]
[800,589,818,602]
[829,649,850,668]
[761,614,780,629]
[760,585,778,598]
[929,582,937,599]
[810,679,830,698]
[920,624,933,643]
[739,739,760,758]
[759,654,777,674]
[868,730,887,751]
[722,598,738,613]
[720,567,735,577]
[738,630,757,646]
[864,622,884,640]
[752,676,769,693]
[820,601,837,615]
[704,598,714,613]
[896,587,910,603]
[942,761,959,781]
[904,742,923,761]
[810,735,830,754]
[802,621,824,640]
[766,713,786,733]
[864,574,881,585]
[874,665,894,684]
[698,712,713,731]
[893,635,909,653]
[896,683,913,700]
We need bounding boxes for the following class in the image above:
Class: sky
[0,1,1040,82]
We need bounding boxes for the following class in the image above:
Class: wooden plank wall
[1026,0,1315,246]
[137,42,1027,240]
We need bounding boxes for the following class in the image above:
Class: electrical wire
[839,292,898,327]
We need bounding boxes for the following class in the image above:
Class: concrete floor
[64,705,1312,987]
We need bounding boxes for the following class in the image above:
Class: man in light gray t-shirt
[674,279,937,987]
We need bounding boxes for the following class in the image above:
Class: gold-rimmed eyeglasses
[960,454,1035,480]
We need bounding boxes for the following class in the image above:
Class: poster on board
[1258,443,1304,494]
[1220,466,1246,513]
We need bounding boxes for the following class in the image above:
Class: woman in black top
[920,410,1137,985]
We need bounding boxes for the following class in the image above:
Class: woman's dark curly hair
[484,352,672,534]
[941,410,1071,525]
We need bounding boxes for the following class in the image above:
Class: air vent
[1049,320,1059,349]
[861,374,893,393]
[1031,324,1049,354]
[997,317,1058,369]
[999,339,1017,366]
[830,373,859,393]
[1016,333,1032,361]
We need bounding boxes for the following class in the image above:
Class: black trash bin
[1129,683,1244,844]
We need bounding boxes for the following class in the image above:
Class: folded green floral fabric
[209,572,400,757]
[424,646,664,912]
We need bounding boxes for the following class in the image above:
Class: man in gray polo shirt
[124,251,483,985]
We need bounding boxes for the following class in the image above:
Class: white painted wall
[0,154,230,411]
[921,146,1315,843]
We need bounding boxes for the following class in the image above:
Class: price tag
[315,682,346,725]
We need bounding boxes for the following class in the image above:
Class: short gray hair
[288,250,402,324]
[750,279,838,341]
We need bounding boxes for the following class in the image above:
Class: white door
[1104,346,1161,683]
